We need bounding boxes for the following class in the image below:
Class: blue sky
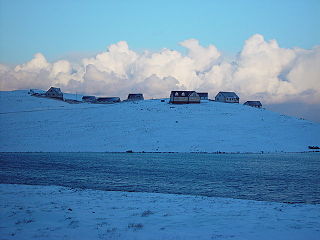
[0,0,319,64]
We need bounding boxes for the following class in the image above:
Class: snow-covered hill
[0,90,319,152]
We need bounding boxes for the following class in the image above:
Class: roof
[197,92,208,97]
[48,87,61,92]
[217,91,239,98]
[97,97,120,101]
[128,94,143,97]
[82,96,96,99]
[244,101,262,106]
[170,91,198,97]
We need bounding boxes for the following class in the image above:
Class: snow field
[1,184,319,240]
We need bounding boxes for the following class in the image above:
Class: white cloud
[0,34,319,104]
[14,53,50,72]
[180,38,221,71]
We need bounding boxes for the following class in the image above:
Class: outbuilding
[96,97,121,103]
[170,91,200,104]
[82,96,97,103]
[127,94,144,101]
[244,101,262,108]
[45,87,63,100]
[197,92,209,100]
[215,92,239,103]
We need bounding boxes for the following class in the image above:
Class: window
[181,92,185,96]
[175,92,178,96]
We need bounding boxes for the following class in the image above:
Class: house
[215,92,239,103]
[96,97,121,103]
[127,94,144,101]
[197,92,208,100]
[244,101,262,108]
[170,91,200,104]
[45,87,63,100]
[82,96,97,103]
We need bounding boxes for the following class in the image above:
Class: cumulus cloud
[0,34,319,104]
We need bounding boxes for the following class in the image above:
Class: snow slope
[1,184,319,240]
[0,90,319,152]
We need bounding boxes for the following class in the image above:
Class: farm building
[215,92,239,103]
[170,91,200,104]
[127,94,144,101]
[82,96,96,103]
[244,101,262,108]
[45,87,63,100]
[96,97,121,103]
[197,92,208,100]
[28,89,45,96]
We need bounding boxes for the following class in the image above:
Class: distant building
[170,91,200,104]
[244,101,262,108]
[127,94,144,101]
[28,89,45,96]
[82,96,97,103]
[197,92,208,100]
[45,87,63,100]
[215,92,239,103]
[96,97,121,103]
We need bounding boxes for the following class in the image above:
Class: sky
[0,0,320,121]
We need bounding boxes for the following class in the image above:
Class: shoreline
[1,151,319,154]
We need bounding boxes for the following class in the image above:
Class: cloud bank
[0,34,319,104]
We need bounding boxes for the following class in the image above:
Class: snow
[0,90,319,152]
[1,184,319,240]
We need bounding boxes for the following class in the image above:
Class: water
[0,152,319,203]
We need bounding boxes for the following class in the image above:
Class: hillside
[0,90,319,152]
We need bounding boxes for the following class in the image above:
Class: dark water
[0,152,319,203]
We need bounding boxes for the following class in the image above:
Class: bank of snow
[1,184,319,240]
[0,90,319,152]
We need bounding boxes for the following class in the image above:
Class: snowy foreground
[1,184,319,240]
[1,90,320,152]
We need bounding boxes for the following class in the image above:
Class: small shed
[197,92,208,100]
[82,96,97,103]
[170,91,200,104]
[45,87,63,100]
[244,101,262,108]
[215,92,239,103]
[96,97,121,103]
[127,94,144,101]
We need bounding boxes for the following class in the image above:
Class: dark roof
[82,96,96,99]
[48,87,61,92]
[217,91,239,98]
[97,97,120,101]
[170,91,198,97]
[128,94,143,97]
[127,94,144,100]
[244,101,262,106]
[197,92,208,97]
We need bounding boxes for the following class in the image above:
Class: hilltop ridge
[0,90,319,153]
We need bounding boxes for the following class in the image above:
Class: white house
[215,92,239,103]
